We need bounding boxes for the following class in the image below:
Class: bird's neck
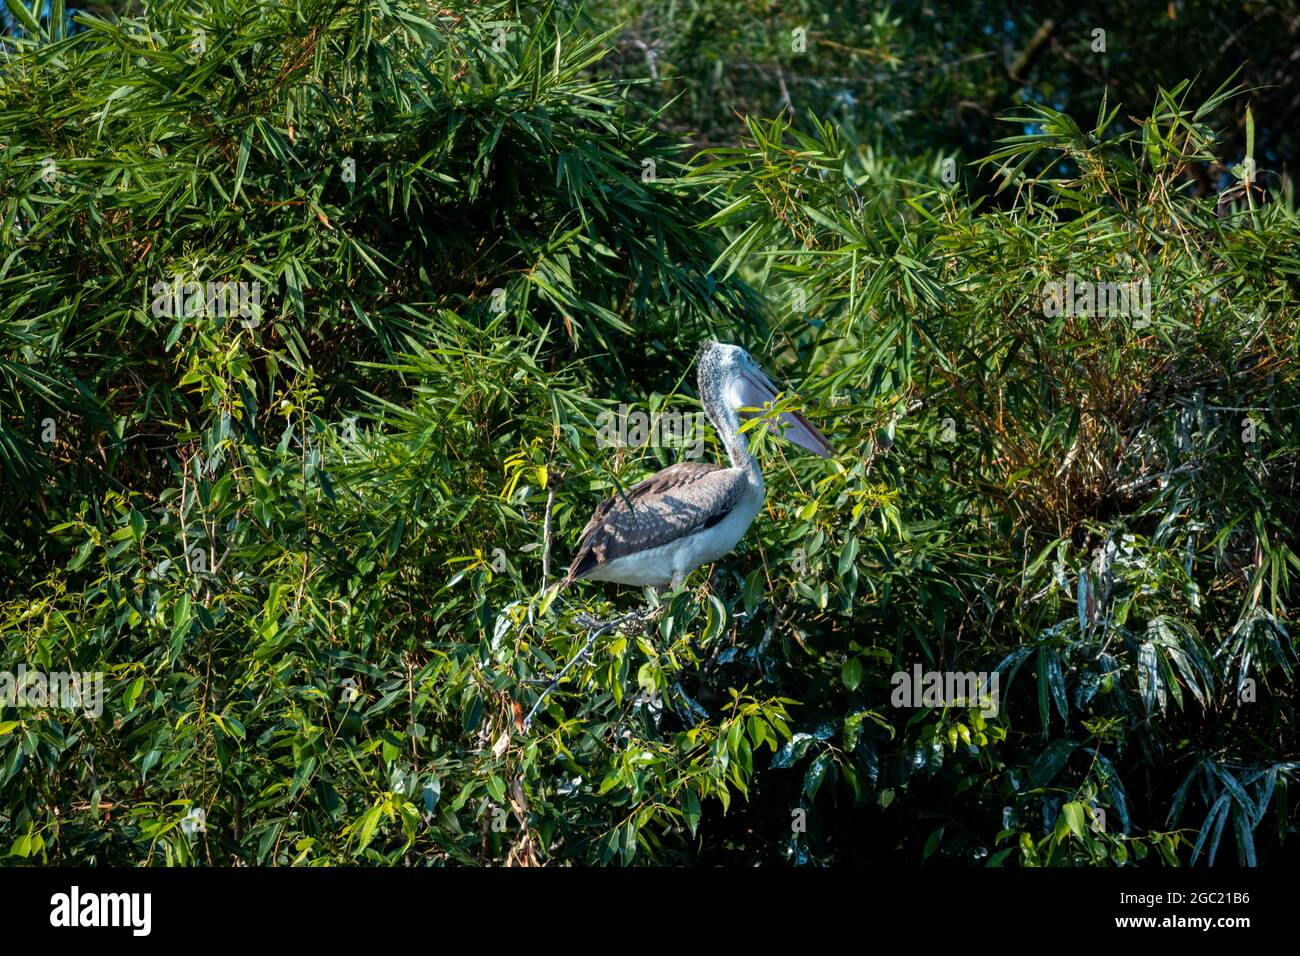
[708,392,763,486]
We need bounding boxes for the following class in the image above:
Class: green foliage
[597,1,1300,198]
[0,0,1297,866]
[692,78,1300,864]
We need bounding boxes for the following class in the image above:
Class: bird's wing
[565,462,745,582]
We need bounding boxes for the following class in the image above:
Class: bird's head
[696,341,834,458]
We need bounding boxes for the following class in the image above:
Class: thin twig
[179,452,192,574]
[775,64,794,116]
[1008,18,1055,81]
[541,484,556,587]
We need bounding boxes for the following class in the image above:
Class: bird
[564,342,834,592]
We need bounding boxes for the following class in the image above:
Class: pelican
[564,342,834,591]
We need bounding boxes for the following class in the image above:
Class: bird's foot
[575,604,660,635]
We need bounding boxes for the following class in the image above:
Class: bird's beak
[738,365,835,459]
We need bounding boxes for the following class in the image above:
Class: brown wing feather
[565,462,742,583]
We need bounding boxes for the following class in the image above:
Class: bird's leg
[643,572,687,643]
[652,573,683,600]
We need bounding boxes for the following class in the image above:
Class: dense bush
[0,0,1296,865]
